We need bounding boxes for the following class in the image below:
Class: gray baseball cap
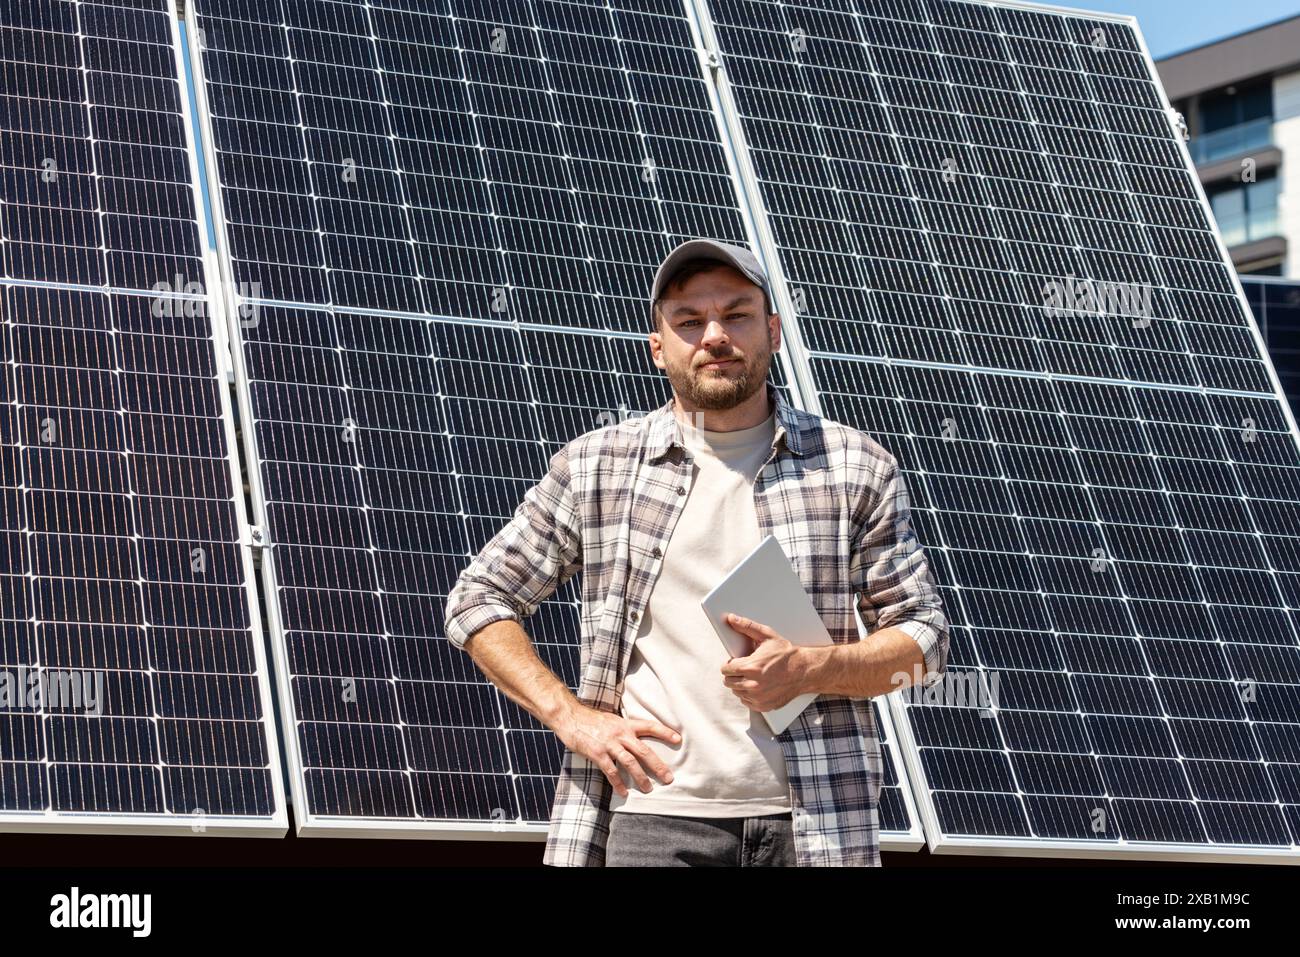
[649,238,774,330]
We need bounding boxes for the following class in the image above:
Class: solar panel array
[0,0,282,832]
[16,0,1283,860]
[190,0,924,838]
[705,0,1300,859]
[1243,278,1300,420]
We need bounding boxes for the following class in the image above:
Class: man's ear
[769,312,781,351]
[649,332,665,370]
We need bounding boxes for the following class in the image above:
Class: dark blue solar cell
[1245,279,1300,418]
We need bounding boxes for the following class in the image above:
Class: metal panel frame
[0,1,287,838]
[185,5,498,842]
[681,0,813,410]
[686,0,929,853]
[690,0,1300,865]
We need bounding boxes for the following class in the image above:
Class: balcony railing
[1189,116,1274,165]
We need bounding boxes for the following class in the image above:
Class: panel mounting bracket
[1168,108,1189,141]
[248,525,267,551]
[700,48,721,71]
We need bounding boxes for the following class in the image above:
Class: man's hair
[651,258,771,332]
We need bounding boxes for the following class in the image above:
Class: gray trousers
[604,810,797,867]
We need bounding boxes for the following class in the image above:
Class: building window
[1190,79,1274,164]
[1208,169,1280,246]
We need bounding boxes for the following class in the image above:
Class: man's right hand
[556,705,681,797]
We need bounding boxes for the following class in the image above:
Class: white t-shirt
[610,405,791,817]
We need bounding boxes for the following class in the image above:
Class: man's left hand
[719,613,812,711]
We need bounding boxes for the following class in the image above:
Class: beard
[663,334,773,411]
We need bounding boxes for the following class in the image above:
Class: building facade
[1158,15,1300,277]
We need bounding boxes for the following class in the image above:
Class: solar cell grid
[195,0,747,330]
[1244,279,1300,419]
[0,0,282,832]
[1,0,206,291]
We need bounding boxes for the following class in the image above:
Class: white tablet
[700,534,834,734]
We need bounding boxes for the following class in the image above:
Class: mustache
[698,354,741,366]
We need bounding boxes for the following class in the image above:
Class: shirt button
[651,546,662,559]
[627,610,639,623]
[676,485,686,495]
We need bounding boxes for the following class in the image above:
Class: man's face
[649,264,780,411]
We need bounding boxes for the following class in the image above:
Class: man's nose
[700,316,730,346]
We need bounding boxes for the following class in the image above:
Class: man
[444,238,948,866]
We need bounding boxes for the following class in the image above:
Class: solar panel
[700,0,1300,862]
[190,0,925,844]
[0,0,284,833]
[1243,278,1300,421]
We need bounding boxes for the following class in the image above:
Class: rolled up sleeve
[849,453,949,690]
[444,440,583,652]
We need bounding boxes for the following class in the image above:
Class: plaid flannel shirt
[444,387,948,866]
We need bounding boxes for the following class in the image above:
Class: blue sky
[1046,0,1299,58]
